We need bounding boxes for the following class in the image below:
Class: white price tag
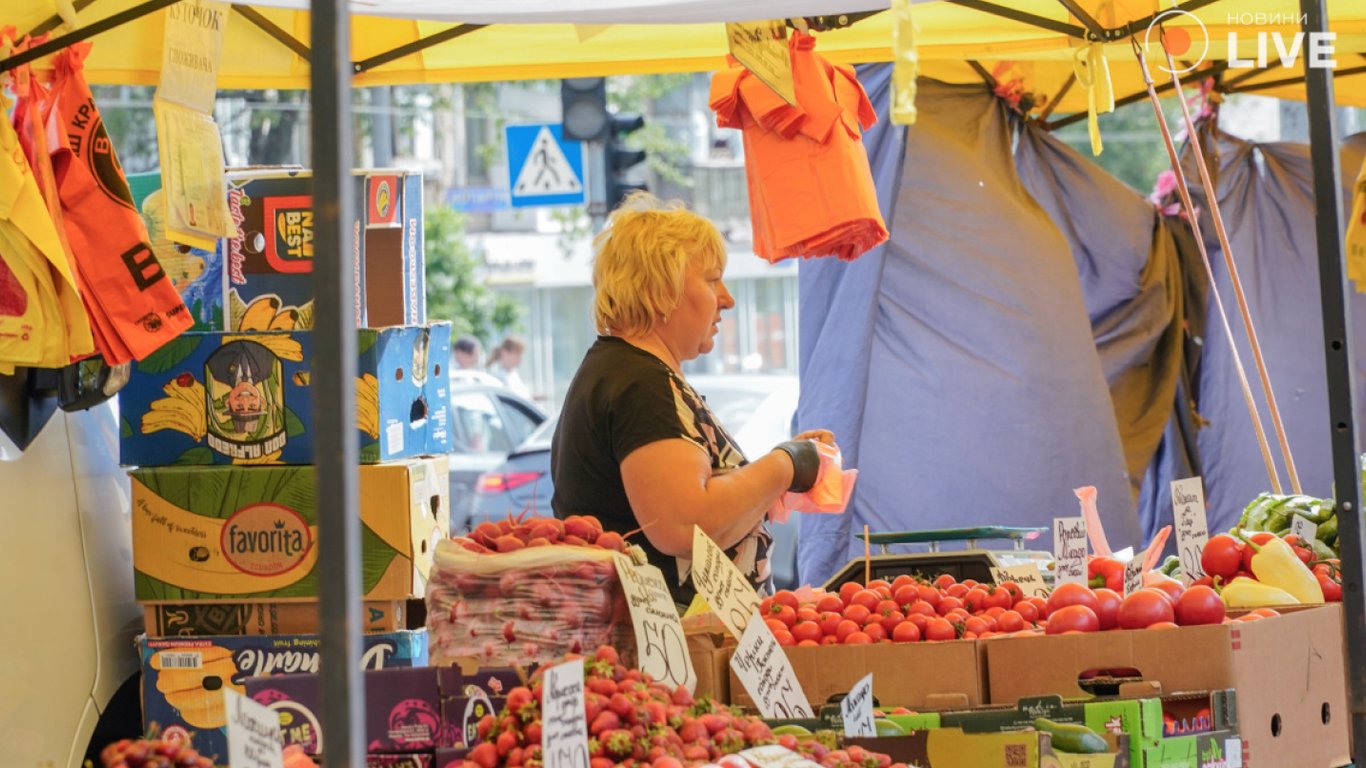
[739,745,823,768]
[1172,477,1210,584]
[691,526,762,641]
[224,689,283,768]
[1053,517,1088,586]
[730,611,813,719]
[841,674,876,738]
[542,660,590,768]
[612,553,697,693]
[1224,738,1244,768]
[1291,515,1319,543]
[990,564,1050,598]
[1123,558,1145,596]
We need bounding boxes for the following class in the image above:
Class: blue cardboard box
[128,168,425,331]
[118,323,450,466]
[139,629,427,766]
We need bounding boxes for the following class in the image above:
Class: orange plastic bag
[769,440,858,523]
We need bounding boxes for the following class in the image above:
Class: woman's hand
[792,429,835,445]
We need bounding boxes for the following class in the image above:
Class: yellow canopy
[8,0,1366,115]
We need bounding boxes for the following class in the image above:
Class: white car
[0,401,141,768]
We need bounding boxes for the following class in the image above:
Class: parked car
[470,374,803,587]
[447,378,547,533]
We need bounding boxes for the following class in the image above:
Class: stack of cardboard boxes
[119,169,450,765]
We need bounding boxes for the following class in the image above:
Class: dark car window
[496,395,543,448]
[452,391,512,453]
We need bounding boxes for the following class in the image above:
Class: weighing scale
[821,526,1054,591]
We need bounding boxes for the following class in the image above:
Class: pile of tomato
[759,571,1272,646]
[1199,532,1343,602]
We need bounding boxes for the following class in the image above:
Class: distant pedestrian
[487,334,530,397]
[453,335,483,369]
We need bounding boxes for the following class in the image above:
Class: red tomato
[759,596,774,616]
[983,606,1006,619]
[998,581,1024,602]
[795,607,820,624]
[764,618,788,635]
[769,604,797,627]
[907,613,931,631]
[938,597,965,616]
[1045,582,1100,618]
[916,585,942,609]
[843,631,874,645]
[1146,622,1179,630]
[835,619,862,642]
[850,589,882,612]
[838,581,862,606]
[1118,589,1175,630]
[792,620,823,644]
[964,616,992,635]
[906,600,935,617]
[867,579,892,592]
[816,595,844,614]
[1092,588,1122,631]
[944,583,968,599]
[842,604,872,625]
[818,611,842,636]
[892,584,919,609]
[933,574,957,590]
[820,634,840,645]
[1025,596,1048,614]
[797,639,819,647]
[1146,577,1184,605]
[1241,532,1276,572]
[984,586,1015,611]
[879,610,906,634]
[1174,585,1226,626]
[961,588,989,612]
[1201,534,1245,580]
[1012,600,1039,624]
[773,589,801,610]
[862,622,888,642]
[891,574,916,591]
[1318,574,1343,602]
[944,609,971,623]
[773,629,796,646]
[1045,605,1100,634]
[1282,535,1314,564]
[995,610,1026,633]
[892,620,921,643]
[961,579,980,589]
[1250,608,1281,619]
[875,599,901,618]
[924,617,957,641]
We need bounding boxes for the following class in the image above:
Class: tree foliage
[423,206,522,345]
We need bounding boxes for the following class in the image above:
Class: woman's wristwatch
[772,440,820,493]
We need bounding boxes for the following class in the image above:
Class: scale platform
[821,526,1053,591]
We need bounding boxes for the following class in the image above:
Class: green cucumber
[1034,718,1108,754]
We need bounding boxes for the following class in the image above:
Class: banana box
[139,630,426,767]
[126,168,425,332]
[131,457,448,602]
[117,323,450,466]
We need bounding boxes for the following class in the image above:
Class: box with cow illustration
[117,322,450,466]
[130,456,448,602]
[138,630,427,768]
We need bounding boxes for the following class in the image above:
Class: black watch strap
[773,440,820,493]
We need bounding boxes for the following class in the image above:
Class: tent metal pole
[943,0,1088,40]
[27,0,103,37]
[1053,0,1106,40]
[353,23,486,74]
[1299,1,1366,762]
[311,0,365,765]
[1037,72,1076,122]
[0,0,179,73]
[1230,63,1366,95]
[1044,62,1228,130]
[233,5,312,61]
[1111,0,1221,41]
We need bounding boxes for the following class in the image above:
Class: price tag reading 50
[612,553,697,693]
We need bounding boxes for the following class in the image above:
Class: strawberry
[670,685,694,708]
[742,719,774,745]
[777,734,799,751]
[714,728,746,755]
[652,757,684,768]
[594,645,620,665]
[608,693,633,718]
[589,711,621,736]
[602,729,634,759]
[505,747,524,767]
[523,722,541,744]
[590,760,614,768]
[476,714,495,741]
[467,742,498,768]
[583,692,605,723]
[682,745,711,762]
[700,713,729,735]
[677,718,708,744]
[587,677,618,697]
[644,701,667,728]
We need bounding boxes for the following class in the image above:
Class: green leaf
[284,407,306,437]
[173,446,215,465]
[358,329,378,356]
[138,335,202,375]
[360,441,381,463]
[361,523,398,594]
[120,418,133,438]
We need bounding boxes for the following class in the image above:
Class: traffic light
[606,113,648,211]
[560,78,609,142]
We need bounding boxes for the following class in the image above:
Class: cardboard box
[131,458,448,602]
[245,664,520,755]
[139,629,426,766]
[367,755,432,768]
[143,599,418,636]
[845,728,1128,768]
[687,630,734,704]
[128,171,226,331]
[984,605,1348,767]
[728,640,985,711]
[119,323,450,465]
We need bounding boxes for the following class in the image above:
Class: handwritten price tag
[730,610,813,719]
[542,660,590,768]
[224,689,283,768]
[612,553,697,693]
[739,745,824,768]
[1053,517,1088,586]
[1172,477,1209,584]
[1291,515,1319,543]
[990,564,1050,598]
[841,674,876,738]
[691,526,763,641]
[1123,558,1145,596]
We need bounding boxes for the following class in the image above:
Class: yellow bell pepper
[1221,577,1300,608]
[1248,536,1325,604]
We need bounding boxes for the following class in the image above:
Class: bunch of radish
[454,646,907,768]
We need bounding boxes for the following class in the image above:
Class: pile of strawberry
[455,646,907,768]
[99,737,212,768]
[452,513,629,554]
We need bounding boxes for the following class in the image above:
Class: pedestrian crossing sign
[505,123,587,208]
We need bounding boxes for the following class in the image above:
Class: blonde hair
[592,191,726,337]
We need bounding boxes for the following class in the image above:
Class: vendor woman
[551,192,835,606]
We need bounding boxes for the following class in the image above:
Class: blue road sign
[505,123,587,208]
